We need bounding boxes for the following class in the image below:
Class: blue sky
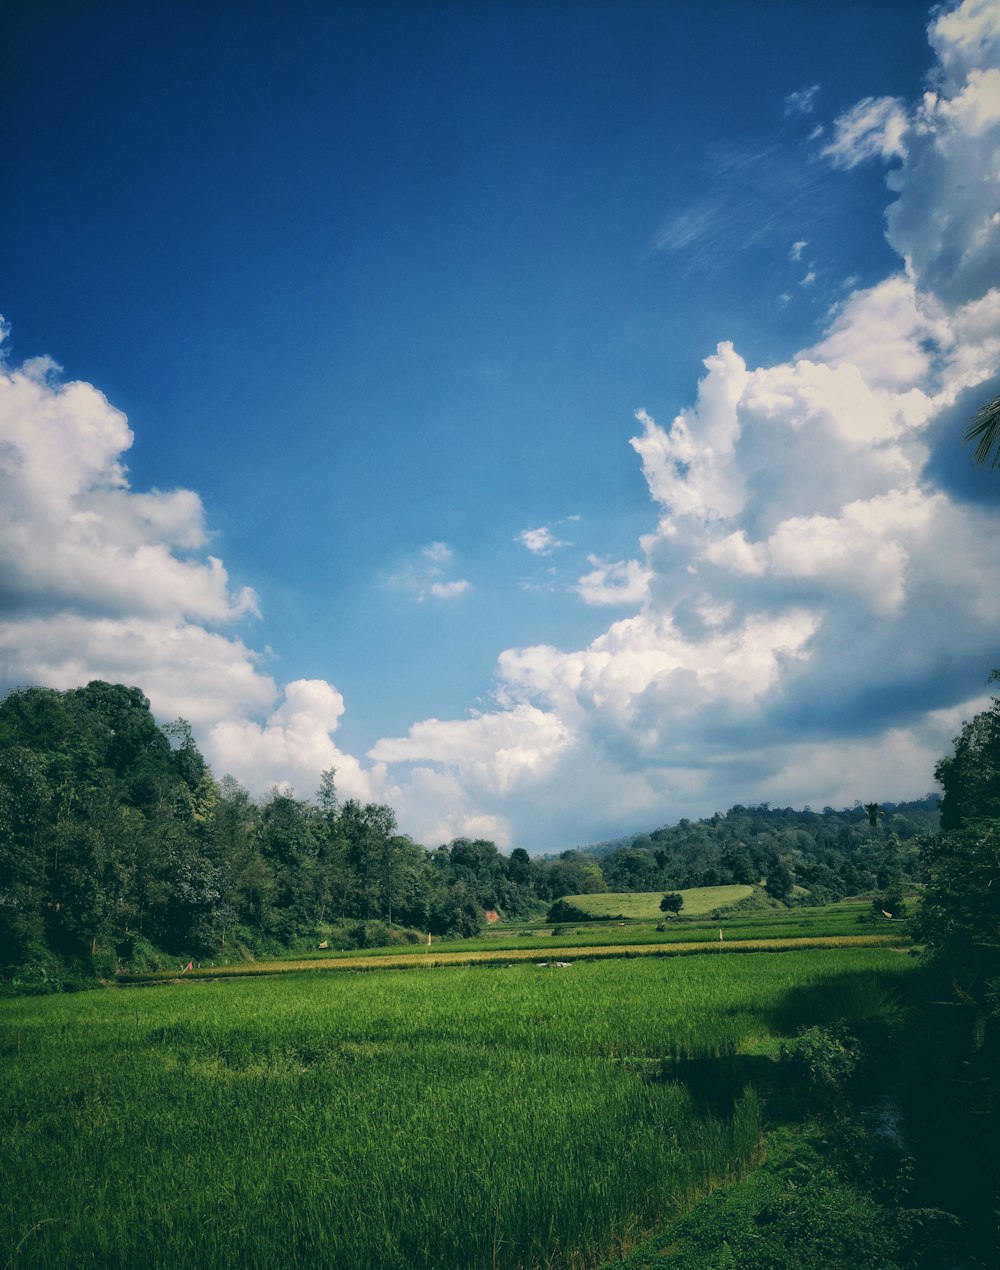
[2,0,999,851]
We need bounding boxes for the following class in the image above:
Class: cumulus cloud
[574,556,651,606]
[207,679,382,802]
[370,703,575,846]
[0,348,258,625]
[6,0,999,855]
[517,525,569,555]
[371,703,574,793]
[368,0,1000,851]
[0,326,377,803]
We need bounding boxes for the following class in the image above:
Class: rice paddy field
[223,896,894,972]
[1,944,916,1270]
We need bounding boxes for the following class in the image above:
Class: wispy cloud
[785,84,820,116]
[386,542,471,603]
[820,96,908,168]
[653,138,832,272]
[429,579,470,599]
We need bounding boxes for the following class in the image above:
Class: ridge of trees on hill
[556,796,938,905]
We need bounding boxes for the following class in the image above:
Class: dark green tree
[765,857,794,900]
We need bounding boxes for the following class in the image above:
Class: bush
[546,899,592,923]
[779,1023,862,1094]
[348,920,392,949]
[388,926,422,946]
[114,935,169,973]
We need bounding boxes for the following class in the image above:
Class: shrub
[546,899,593,924]
[779,1023,862,1094]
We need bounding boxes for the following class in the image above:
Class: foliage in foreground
[612,1116,953,1270]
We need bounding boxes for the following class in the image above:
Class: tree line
[0,682,568,979]
[0,676,976,988]
[557,796,938,908]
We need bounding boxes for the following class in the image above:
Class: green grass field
[1,945,915,1269]
[116,897,901,981]
[558,886,755,919]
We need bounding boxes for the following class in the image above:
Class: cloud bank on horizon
[1,0,999,852]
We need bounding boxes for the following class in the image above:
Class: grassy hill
[558,885,755,920]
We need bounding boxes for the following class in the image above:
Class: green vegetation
[612,1119,935,1270]
[0,680,937,989]
[554,885,753,921]
[1,674,998,1266]
[571,796,937,902]
[0,948,911,1270]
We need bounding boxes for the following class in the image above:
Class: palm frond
[964,394,1000,469]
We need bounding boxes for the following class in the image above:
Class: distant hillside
[551,886,755,922]
[541,798,939,904]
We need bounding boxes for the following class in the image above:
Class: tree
[864,802,883,831]
[660,892,684,916]
[765,858,794,900]
[964,392,1000,468]
[935,677,1000,830]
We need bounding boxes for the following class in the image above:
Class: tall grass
[0,948,914,1269]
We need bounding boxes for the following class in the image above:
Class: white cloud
[387,541,470,602]
[207,679,382,803]
[422,541,453,564]
[367,2,1000,850]
[574,556,651,606]
[6,0,1000,855]
[0,614,274,730]
[885,75,1000,307]
[785,84,820,116]
[790,240,808,261]
[806,274,954,393]
[428,579,470,599]
[820,95,909,168]
[370,705,579,849]
[0,326,378,804]
[380,765,513,849]
[0,352,257,624]
[930,0,1000,87]
[517,525,569,555]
